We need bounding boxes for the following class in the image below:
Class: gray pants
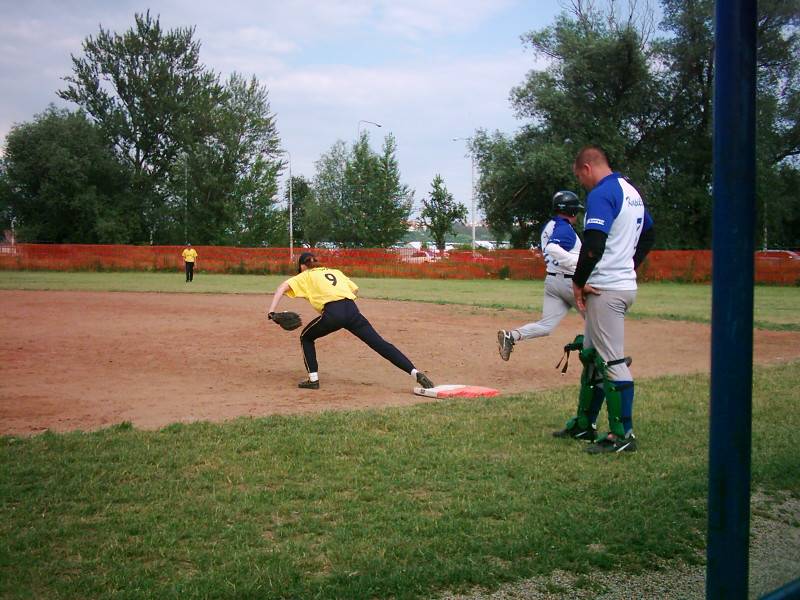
[517,274,579,340]
[584,288,636,381]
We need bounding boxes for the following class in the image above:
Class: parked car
[400,250,440,264]
[755,249,800,261]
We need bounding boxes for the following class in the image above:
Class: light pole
[357,119,382,139]
[182,152,189,244]
[281,150,294,262]
[356,121,382,227]
[453,137,476,251]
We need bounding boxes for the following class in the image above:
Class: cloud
[261,48,545,207]
[375,0,515,38]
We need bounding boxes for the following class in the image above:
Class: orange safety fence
[0,244,797,284]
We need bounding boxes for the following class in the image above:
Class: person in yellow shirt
[181,243,198,282]
[267,252,435,390]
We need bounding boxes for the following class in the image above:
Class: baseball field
[1,271,799,598]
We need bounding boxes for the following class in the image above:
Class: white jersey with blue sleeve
[541,216,581,275]
[584,173,653,290]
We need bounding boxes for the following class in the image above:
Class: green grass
[1,270,798,330]
[1,362,797,599]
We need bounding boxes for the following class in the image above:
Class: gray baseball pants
[517,274,579,339]
[584,288,636,381]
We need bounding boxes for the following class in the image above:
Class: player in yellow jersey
[267,252,435,390]
[181,243,198,282]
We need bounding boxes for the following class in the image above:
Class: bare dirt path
[2,289,799,435]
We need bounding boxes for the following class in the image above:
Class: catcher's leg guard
[556,340,600,439]
[601,357,633,438]
[572,346,600,430]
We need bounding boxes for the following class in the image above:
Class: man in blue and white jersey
[554,145,654,453]
[497,191,584,361]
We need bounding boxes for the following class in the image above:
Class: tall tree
[1,106,135,243]
[320,134,413,248]
[419,175,467,250]
[311,140,348,244]
[485,0,800,249]
[653,0,800,248]
[186,73,283,246]
[370,134,414,247]
[59,11,224,243]
[476,1,661,247]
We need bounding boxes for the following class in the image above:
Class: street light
[355,121,382,225]
[453,137,476,251]
[280,150,294,262]
[182,152,189,244]
[357,119,382,139]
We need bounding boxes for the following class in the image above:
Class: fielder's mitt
[268,311,303,331]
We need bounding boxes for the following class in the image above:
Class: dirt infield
[2,290,799,436]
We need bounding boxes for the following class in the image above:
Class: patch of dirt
[2,289,799,435]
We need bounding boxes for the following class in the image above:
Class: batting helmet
[552,190,583,215]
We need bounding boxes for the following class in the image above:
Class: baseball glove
[268,311,303,331]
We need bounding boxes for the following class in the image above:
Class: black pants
[300,299,414,374]
[185,261,194,281]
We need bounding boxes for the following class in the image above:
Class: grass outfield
[1,363,798,599]
[0,270,798,330]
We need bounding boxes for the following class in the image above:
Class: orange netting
[0,244,797,284]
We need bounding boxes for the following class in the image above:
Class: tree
[311,140,348,244]
[59,11,224,243]
[652,0,800,248]
[1,106,136,243]
[511,1,660,164]
[488,0,800,250]
[472,129,578,248]
[476,1,661,247]
[370,134,414,247]
[419,175,467,250]
[318,134,413,248]
[186,73,283,246]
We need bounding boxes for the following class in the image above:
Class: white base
[413,384,500,399]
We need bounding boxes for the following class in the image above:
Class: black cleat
[585,432,637,454]
[497,330,515,361]
[298,379,319,389]
[415,372,435,389]
[552,423,597,441]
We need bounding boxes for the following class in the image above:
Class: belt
[547,272,573,279]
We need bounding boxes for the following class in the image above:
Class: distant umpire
[181,243,197,282]
[267,252,435,390]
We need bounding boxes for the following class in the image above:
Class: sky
[0,0,568,219]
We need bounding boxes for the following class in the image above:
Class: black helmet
[552,190,583,215]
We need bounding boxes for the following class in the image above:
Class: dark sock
[619,381,634,435]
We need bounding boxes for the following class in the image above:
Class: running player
[555,145,655,453]
[497,191,584,361]
[267,252,435,390]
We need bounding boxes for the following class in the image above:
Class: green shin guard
[569,342,598,430]
[603,380,626,438]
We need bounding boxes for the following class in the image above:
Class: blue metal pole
[707,1,757,598]
[760,578,800,600]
